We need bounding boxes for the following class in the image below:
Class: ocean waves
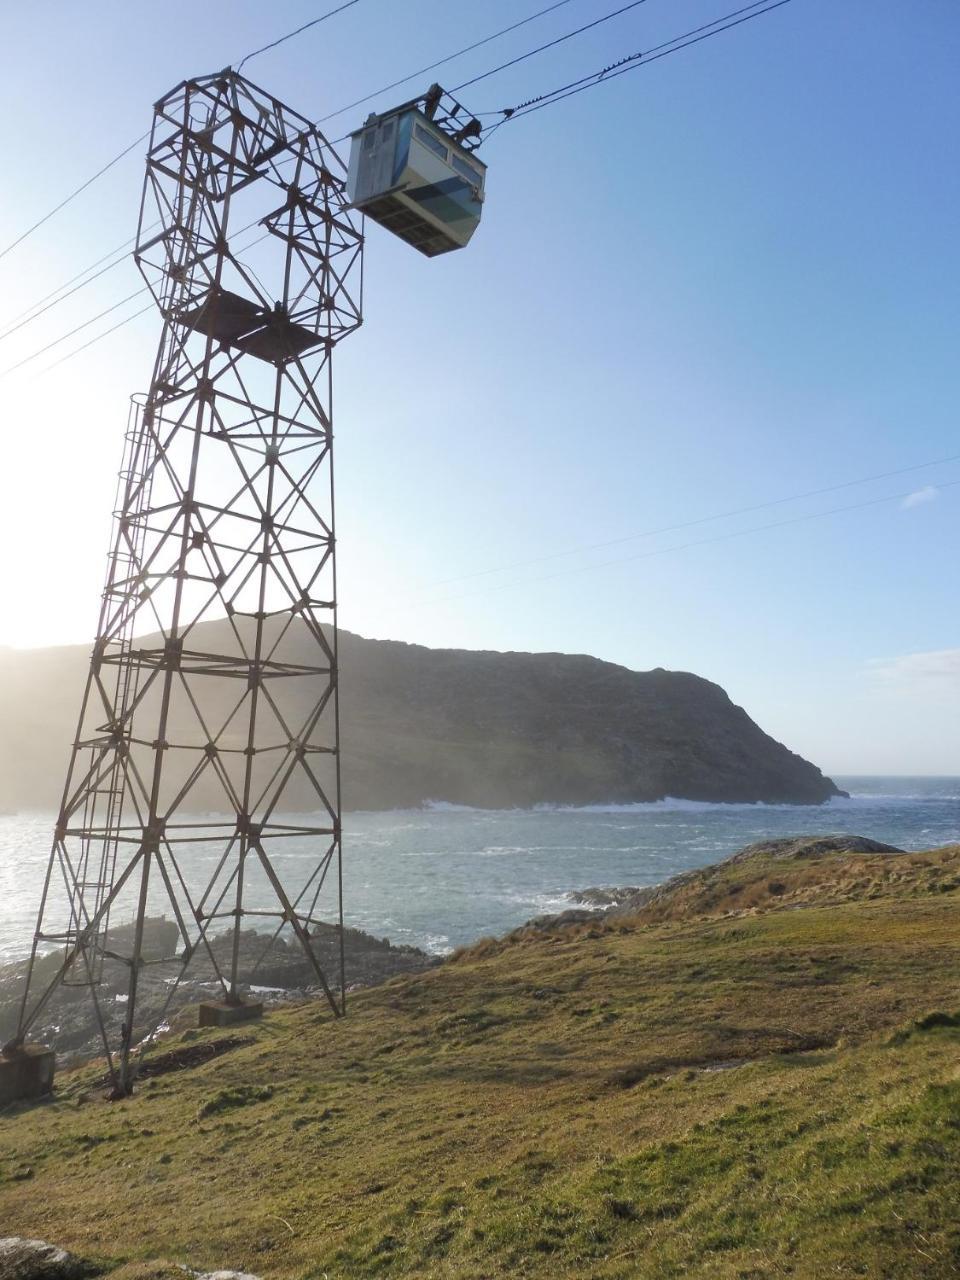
[0,778,957,963]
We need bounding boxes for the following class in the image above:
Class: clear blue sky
[0,0,957,775]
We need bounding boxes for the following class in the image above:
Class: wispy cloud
[900,485,940,510]
[868,648,960,684]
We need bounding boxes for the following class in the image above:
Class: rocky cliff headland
[0,623,842,810]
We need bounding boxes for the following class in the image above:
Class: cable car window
[363,130,376,152]
[451,155,481,186]
[414,123,448,161]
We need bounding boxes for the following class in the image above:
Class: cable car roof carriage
[347,84,486,257]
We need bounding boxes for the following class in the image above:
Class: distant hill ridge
[0,621,842,810]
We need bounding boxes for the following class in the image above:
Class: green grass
[2,847,960,1277]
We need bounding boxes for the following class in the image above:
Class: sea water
[1,777,957,962]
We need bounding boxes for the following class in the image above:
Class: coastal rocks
[0,1239,87,1280]
[522,908,599,932]
[0,918,438,1064]
[519,834,917,940]
[568,886,641,908]
[603,835,907,919]
[727,835,902,863]
[517,887,644,932]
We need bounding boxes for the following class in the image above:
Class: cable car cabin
[347,106,486,257]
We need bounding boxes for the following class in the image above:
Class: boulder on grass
[0,1239,88,1280]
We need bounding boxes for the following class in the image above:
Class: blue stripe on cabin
[405,176,480,227]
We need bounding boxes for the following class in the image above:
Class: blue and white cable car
[347,85,486,257]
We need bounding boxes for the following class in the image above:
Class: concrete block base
[197,1000,264,1028]
[0,1044,56,1103]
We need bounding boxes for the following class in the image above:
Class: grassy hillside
[3,841,960,1278]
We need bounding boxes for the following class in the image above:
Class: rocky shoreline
[510,834,928,939]
[3,835,931,1067]
[0,918,437,1061]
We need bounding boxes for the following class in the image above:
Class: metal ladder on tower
[62,395,156,984]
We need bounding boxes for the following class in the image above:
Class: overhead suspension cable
[0,242,139,344]
[235,0,363,72]
[410,478,960,609]
[420,452,960,590]
[5,0,793,370]
[486,0,795,129]
[3,231,273,378]
[0,234,139,335]
[0,1,367,266]
[451,0,655,94]
[0,134,149,266]
[3,288,149,374]
[313,0,582,125]
[0,0,588,327]
[41,303,156,375]
[501,0,781,114]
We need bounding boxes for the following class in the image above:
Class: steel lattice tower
[7,70,363,1096]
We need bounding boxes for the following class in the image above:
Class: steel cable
[0,0,368,265]
[485,0,796,129]
[0,0,586,326]
[4,0,797,372]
